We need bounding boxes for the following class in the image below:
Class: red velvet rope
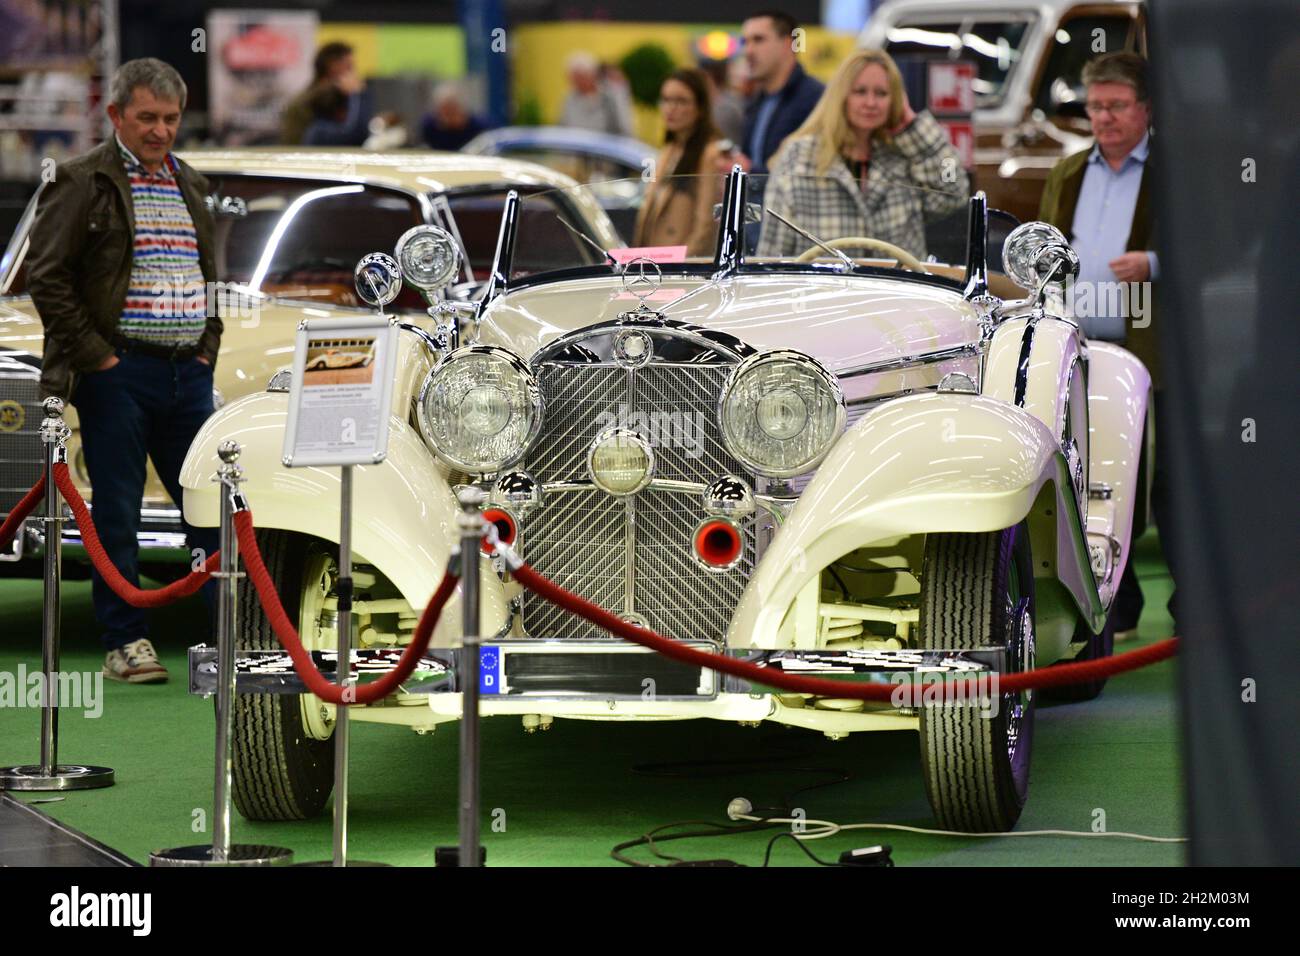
[0,473,46,552]
[52,463,217,606]
[234,510,458,706]
[511,562,1180,702]
[13,465,1179,703]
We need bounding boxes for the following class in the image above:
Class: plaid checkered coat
[755,111,969,260]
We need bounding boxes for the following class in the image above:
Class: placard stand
[285,256,401,867]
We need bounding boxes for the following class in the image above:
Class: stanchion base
[0,764,115,791]
[149,844,294,867]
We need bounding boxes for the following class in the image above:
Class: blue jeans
[71,349,219,651]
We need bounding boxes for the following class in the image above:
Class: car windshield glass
[885,18,1035,107]
[510,172,978,282]
[206,175,427,310]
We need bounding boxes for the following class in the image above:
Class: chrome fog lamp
[417,346,542,474]
[1003,222,1080,293]
[588,427,654,496]
[395,225,461,294]
[719,350,845,478]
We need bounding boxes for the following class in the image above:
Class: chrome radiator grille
[0,369,43,520]
[520,361,755,643]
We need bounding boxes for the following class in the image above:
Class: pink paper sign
[610,245,689,264]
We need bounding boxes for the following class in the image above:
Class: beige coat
[634,141,724,257]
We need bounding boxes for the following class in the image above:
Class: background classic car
[463,125,657,240]
[181,170,1151,833]
[861,0,1148,222]
[0,148,618,571]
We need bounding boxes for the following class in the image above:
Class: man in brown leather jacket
[27,58,221,684]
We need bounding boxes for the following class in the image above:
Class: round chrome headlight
[417,346,542,474]
[719,350,845,478]
[395,225,461,292]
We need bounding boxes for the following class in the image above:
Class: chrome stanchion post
[1,397,113,791]
[457,487,486,867]
[150,440,292,866]
[334,463,353,867]
[298,462,384,867]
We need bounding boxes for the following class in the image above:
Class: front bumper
[187,640,1005,731]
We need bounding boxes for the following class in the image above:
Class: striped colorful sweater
[116,138,206,346]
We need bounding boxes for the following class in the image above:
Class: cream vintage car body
[181,169,1152,832]
[0,148,613,568]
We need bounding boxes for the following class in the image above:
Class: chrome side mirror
[353,252,402,309]
[1003,222,1080,296]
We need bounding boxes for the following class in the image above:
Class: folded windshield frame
[484,165,988,300]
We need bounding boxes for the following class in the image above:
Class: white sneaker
[104,638,168,684]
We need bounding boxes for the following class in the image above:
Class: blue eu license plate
[479,646,503,695]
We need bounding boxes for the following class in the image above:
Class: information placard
[282,316,399,468]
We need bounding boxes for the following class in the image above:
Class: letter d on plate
[479,647,502,695]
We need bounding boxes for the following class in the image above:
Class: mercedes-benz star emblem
[621,256,662,303]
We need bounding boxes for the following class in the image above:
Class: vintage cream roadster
[181,168,1152,832]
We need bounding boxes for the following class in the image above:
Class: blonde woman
[634,68,725,257]
[755,50,969,260]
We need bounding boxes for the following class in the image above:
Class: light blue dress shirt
[1070,132,1158,341]
[748,95,779,171]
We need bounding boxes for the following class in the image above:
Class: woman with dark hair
[633,68,725,257]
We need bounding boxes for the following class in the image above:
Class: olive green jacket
[26,139,220,399]
[1038,144,1161,388]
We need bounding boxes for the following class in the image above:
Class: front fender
[728,392,1105,650]
[180,391,507,646]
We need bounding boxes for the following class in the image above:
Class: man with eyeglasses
[1040,51,1175,640]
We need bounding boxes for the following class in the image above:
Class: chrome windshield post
[481,189,520,308]
[711,164,747,280]
[962,191,990,301]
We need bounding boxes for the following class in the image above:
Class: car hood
[477,273,982,377]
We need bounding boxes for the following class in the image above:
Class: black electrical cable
[616,742,857,865]
[610,819,782,867]
[762,831,838,867]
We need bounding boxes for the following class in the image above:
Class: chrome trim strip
[837,343,983,380]
[1013,320,1036,407]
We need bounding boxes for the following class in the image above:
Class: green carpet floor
[0,532,1185,867]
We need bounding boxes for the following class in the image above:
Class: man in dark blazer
[737,11,825,175]
[1039,51,1174,638]
[27,58,221,684]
